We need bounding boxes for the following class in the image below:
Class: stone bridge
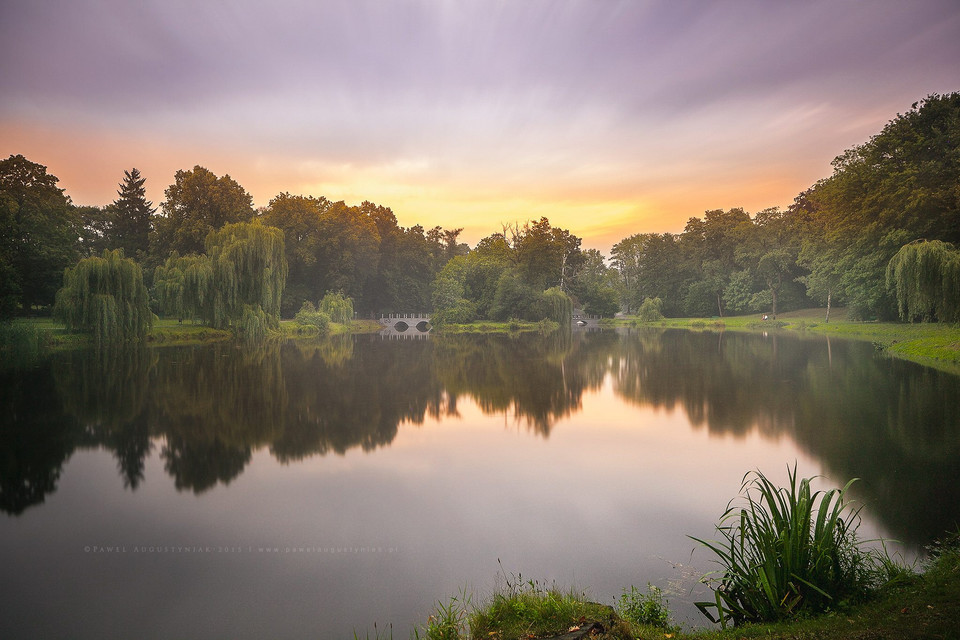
[378,313,432,334]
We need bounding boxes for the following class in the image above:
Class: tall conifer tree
[111,168,154,258]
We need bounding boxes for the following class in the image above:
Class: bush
[294,301,331,333]
[691,465,893,627]
[637,297,664,322]
[432,298,477,325]
[617,584,672,629]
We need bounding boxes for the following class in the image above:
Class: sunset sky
[2,0,959,252]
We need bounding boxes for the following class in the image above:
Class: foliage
[318,291,354,324]
[153,165,255,256]
[152,252,212,322]
[886,240,960,323]
[0,154,79,316]
[53,249,152,345]
[691,466,889,628]
[413,590,471,640]
[152,222,286,334]
[293,300,331,333]
[203,221,287,330]
[110,168,154,258]
[468,570,614,640]
[636,296,664,322]
[569,248,621,317]
[617,584,672,629]
[431,298,477,325]
[235,304,271,341]
[533,286,573,324]
[795,93,960,320]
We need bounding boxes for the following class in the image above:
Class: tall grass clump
[413,590,471,640]
[691,465,888,628]
[468,568,614,640]
[616,583,673,629]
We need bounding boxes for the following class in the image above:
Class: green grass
[607,307,960,371]
[467,573,615,640]
[432,319,559,334]
[387,543,959,639]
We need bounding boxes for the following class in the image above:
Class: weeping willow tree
[886,240,960,323]
[319,291,354,324]
[537,286,573,324]
[154,222,287,333]
[206,221,287,329]
[153,252,213,322]
[53,249,153,344]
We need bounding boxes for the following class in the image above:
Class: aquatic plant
[691,466,889,627]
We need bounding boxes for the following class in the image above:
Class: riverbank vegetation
[391,471,959,640]
[2,93,957,344]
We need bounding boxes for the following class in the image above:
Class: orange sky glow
[2,1,958,254]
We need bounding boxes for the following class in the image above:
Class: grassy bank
[2,316,385,350]
[397,536,959,640]
[392,469,960,640]
[431,319,560,334]
[605,307,960,372]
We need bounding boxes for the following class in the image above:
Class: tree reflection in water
[1,329,958,546]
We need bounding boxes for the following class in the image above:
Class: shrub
[691,465,890,628]
[637,297,664,323]
[294,301,331,333]
[432,298,477,325]
[617,584,671,629]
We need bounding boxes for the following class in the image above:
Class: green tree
[204,221,287,330]
[153,252,213,322]
[611,232,688,316]
[886,240,960,323]
[153,165,254,257]
[569,248,620,317]
[110,168,154,259]
[796,93,960,319]
[153,222,287,331]
[318,291,354,324]
[509,217,583,291]
[53,249,152,344]
[734,207,805,319]
[0,154,79,316]
[260,192,328,315]
[76,204,113,257]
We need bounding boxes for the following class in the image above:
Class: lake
[2,328,959,638]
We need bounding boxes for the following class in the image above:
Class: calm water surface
[2,328,959,638]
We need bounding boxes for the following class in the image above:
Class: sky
[2,0,959,253]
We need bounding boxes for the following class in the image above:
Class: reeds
[691,465,881,627]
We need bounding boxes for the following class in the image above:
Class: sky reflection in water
[1,329,958,638]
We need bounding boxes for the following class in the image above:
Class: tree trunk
[716,292,724,318]
[771,288,778,320]
[825,289,832,323]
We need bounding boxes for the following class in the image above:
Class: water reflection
[1,329,958,546]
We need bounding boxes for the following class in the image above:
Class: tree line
[1,92,958,340]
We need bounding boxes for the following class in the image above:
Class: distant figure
[762,314,768,321]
